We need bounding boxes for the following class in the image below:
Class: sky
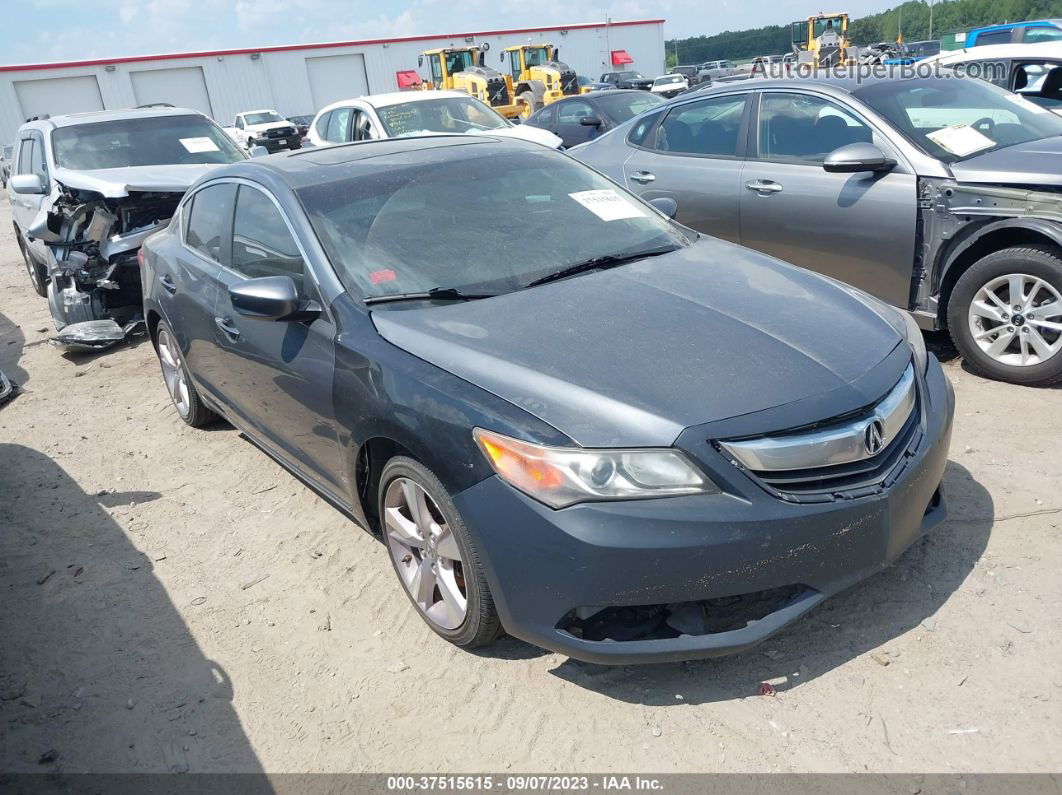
[2,0,902,65]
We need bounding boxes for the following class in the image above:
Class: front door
[165,181,237,403]
[10,134,50,261]
[738,91,918,308]
[621,92,749,243]
[210,183,343,493]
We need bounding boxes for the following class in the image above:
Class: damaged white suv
[7,107,246,350]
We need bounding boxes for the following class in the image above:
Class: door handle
[214,316,240,340]
[630,170,656,184]
[745,179,783,195]
[160,274,178,295]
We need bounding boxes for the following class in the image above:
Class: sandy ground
[1,202,1061,775]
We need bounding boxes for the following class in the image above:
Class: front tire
[17,233,47,298]
[378,456,501,649]
[948,245,1062,386]
[155,321,217,427]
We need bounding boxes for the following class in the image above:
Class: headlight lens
[902,310,929,374]
[473,429,719,508]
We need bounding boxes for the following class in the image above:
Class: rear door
[620,92,750,243]
[738,90,918,307]
[210,183,342,492]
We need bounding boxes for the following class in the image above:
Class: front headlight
[473,429,719,508]
[901,310,929,374]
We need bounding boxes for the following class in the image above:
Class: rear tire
[155,321,218,427]
[947,245,1062,386]
[17,233,47,298]
[378,456,501,649]
[518,91,536,119]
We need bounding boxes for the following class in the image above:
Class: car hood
[248,121,292,132]
[492,125,564,149]
[52,164,225,197]
[372,238,905,447]
[950,135,1062,186]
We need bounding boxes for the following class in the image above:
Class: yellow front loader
[417,45,522,118]
[790,13,855,67]
[499,44,580,118]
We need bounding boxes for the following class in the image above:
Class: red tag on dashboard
[370,269,396,284]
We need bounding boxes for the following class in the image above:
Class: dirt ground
[1,201,1060,776]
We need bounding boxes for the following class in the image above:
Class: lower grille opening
[557,584,812,643]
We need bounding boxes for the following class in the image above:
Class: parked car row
[9,53,1062,666]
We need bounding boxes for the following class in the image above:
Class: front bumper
[453,357,955,664]
[254,136,301,152]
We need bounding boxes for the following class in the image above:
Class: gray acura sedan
[573,74,1062,386]
[142,136,953,664]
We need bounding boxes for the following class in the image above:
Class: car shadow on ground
[0,444,270,779]
[0,310,29,390]
[547,461,992,705]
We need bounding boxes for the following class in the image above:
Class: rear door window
[231,186,306,293]
[973,30,1012,46]
[184,182,237,263]
[653,94,747,156]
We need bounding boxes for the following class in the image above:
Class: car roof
[970,18,1062,34]
[933,40,1062,62]
[19,106,205,133]
[680,71,939,98]
[201,134,544,190]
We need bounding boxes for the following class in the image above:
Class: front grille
[560,71,579,95]
[264,127,295,139]
[485,78,509,107]
[718,366,922,503]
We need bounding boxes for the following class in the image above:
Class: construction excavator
[790,12,856,67]
[499,44,581,117]
[416,44,522,118]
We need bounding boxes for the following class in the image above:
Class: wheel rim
[967,272,1062,367]
[383,477,467,630]
[156,328,192,418]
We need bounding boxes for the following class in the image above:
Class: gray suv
[7,108,245,348]
[573,74,1062,386]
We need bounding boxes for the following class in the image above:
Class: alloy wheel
[156,327,192,418]
[967,272,1062,367]
[383,477,467,630]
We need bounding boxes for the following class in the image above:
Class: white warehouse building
[0,18,664,142]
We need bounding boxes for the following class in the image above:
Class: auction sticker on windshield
[926,124,995,157]
[179,137,221,153]
[569,189,646,222]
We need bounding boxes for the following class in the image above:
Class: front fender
[941,217,1062,280]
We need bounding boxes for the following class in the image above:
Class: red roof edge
[0,19,665,73]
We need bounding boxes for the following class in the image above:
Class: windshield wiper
[363,286,499,306]
[525,245,679,289]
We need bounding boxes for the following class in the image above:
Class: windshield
[619,71,646,79]
[377,97,510,137]
[297,146,690,300]
[524,47,550,66]
[51,115,245,170]
[655,75,684,85]
[245,111,284,125]
[853,76,1062,162]
[813,17,845,36]
[444,50,475,74]
[595,91,665,122]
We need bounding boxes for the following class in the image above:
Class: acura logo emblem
[865,419,886,455]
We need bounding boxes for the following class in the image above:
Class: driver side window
[231,186,306,294]
[757,92,872,163]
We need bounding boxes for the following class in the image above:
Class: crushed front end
[35,184,182,351]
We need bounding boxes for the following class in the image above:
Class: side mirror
[649,197,678,218]
[10,173,47,194]
[229,276,306,321]
[249,145,269,158]
[579,116,603,127]
[822,142,895,173]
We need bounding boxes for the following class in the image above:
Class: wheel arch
[936,219,1062,328]
[352,436,420,536]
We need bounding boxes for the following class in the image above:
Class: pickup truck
[225,110,301,152]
